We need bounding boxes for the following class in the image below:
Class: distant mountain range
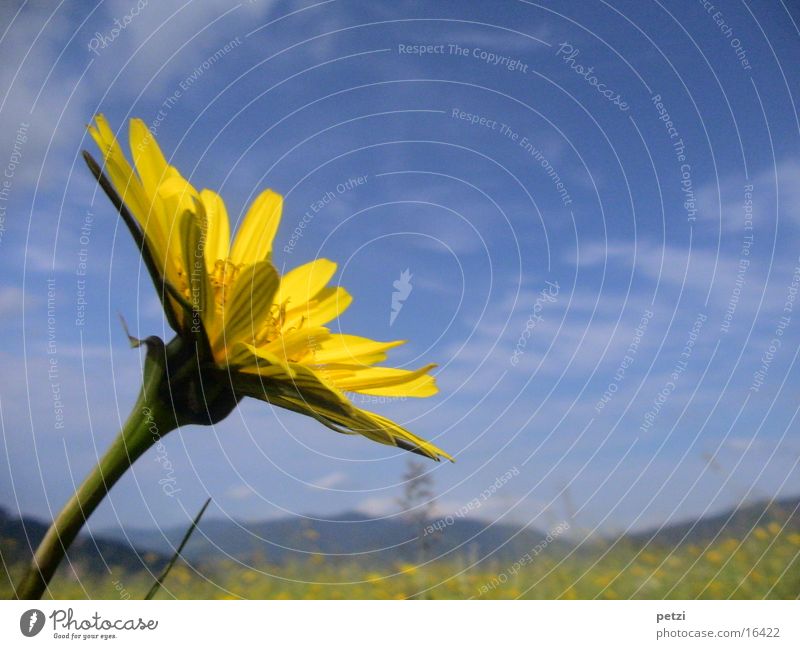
[108,510,576,565]
[625,497,800,548]
[0,506,167,575]
[2,497,798,570]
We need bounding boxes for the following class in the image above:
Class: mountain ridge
[2,496,798,568]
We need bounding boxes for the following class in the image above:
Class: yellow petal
[227,341,296,378]
[259,326,331,362]
[229,189,282,265]
[358,409,453,461]
[88,116,171,279]
[276,258,337,306]
[89,114,129,170]
[155,177,202,294]
[213,260,279,359]
[199,189,231,268]
[268,364,451,460]
[156,176,200,226]
[329,364,438,397]
[92,153,151,230]
[311,335,404,366]
[88,118,149,220]
[284,286,352,329]
[178,210,213,334]
[129,118,177,195]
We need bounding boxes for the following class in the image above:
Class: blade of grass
[144,497,211,600]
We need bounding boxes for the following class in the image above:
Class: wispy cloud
[310,471,348,489]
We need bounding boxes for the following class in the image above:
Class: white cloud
[356,495,397,516]
[225,483,254,500]
[310,471,347,489]
[0,285,35,317]
[697,158,800,230]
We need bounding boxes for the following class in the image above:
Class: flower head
[86,115,450,461]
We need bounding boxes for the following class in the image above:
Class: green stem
[14,356,176,600]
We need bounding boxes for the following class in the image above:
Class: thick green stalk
[14,355,175,600]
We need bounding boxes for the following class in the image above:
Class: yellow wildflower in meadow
[14,116,451,601]
[87,114,450,461]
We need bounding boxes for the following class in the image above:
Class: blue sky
[1,0,799,539]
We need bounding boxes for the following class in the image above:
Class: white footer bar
[2,600,797,647]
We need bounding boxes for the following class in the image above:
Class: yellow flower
[87,115,450,461]
[398,563,418,575]
[561,586,578,599]
[365,572,384,584]
[721,538,739,552]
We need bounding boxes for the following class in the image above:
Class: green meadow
[3,520,798,600]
